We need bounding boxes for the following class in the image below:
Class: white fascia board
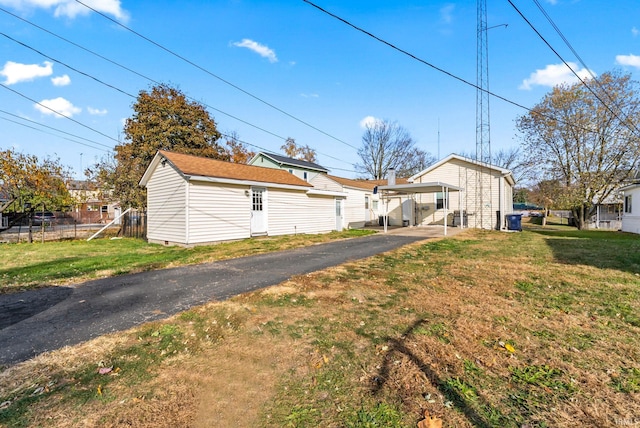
[378,182,463,193]
[307,189,348,197]
[187,175,311,191]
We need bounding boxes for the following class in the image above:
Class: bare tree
[517,71,640,229]
[355,119,434,179]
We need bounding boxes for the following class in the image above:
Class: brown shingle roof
[160,151,312,187]
[327,175,409,191]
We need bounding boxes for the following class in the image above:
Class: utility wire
[0,114,111,153]
[0,108,112,151]
[73,0,359,151]
[0,9,354,167]
[508,0,640,138]
[1,83,121,144]
[303,0,633,141]
[528,0,640,136]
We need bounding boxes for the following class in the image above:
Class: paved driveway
[0,228,455,365]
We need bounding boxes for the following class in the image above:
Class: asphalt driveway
[0,230,444,365]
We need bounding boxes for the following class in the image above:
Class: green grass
[2,228,640,427]
[0,229,375,293]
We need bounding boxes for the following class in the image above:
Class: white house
[380,154,515,230]
[621,183,640,234]
[140,151,346,246]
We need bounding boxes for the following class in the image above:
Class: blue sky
[1,0,639,179]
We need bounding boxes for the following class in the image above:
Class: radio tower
[476,0,492,229]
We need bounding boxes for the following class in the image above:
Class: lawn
[0,229,374,294]
[1,228,640,427]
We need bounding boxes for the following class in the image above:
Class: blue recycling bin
[506,214,522,231]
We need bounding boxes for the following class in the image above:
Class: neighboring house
[67,180,120,224]
[621,183,640,234]
[323,175,409,228]
[140,151,346,246]
[381,154,515,230]
[0,189,10,229]
[248,152,328,183]
[590,192,623,230]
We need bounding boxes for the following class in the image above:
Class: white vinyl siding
[413,157,513,229]
[268,189,335,235]
[309,174,343,192]
[146,163,186,243]
[187,182,250,244]
[622,186,640,234]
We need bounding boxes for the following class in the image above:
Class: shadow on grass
[528,229,640,275]
[372,319,502,428]
[0,286,73,329]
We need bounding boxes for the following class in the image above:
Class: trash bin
[402,220,409,227]
[378,216,388,226]
[506,214,522,231]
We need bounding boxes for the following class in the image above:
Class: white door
[365,196,371,222]
[250,187,267,236]
[335,199,343,231]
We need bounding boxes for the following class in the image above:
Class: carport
[377,181,464,236]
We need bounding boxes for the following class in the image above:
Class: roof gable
[410,153,515,185]
[250,152,329,173]
[140,151,312,188]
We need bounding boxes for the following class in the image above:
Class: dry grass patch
[2,229,640,427]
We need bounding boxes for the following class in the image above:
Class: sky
[1,0,640,179]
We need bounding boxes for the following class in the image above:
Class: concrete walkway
[0,229,458,366]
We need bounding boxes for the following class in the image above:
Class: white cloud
[519,62,594,90]
[440,4,455,24]
[0,60,53,85]
[34,97,81,118]
[632,27,639,37]
[616,54,640,68]
[300,93,319,98]
[232,39,278,63]
[51,74,71,86]
[0,0,129,21]
[359,116,380,129]
[88,106,108,115]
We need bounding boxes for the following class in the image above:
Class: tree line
[3,71,640,230]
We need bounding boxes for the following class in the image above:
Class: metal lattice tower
[476,0,492,229]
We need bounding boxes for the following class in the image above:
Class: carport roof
[377,181,463,194]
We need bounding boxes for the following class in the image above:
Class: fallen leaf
[417,410,443,428]
[505,343,515,353]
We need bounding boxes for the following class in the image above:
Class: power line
[73,0,359,151]
[508,0,640,138]
[0,114,111,153]
[303,0,634,143]
[1,83,121,144]
[0,108,112,151]
[528,0,640,137]
[1,10,355,167]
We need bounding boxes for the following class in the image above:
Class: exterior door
[250,187,267,236]
[365,196,371,222]
[335,199,343,231]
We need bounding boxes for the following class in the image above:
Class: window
[252,190,263,211]
[288,169,293,174]
[365,196,369,210]
[625,195,632,214]
[101,205,108,213]
[303,171,308,181]
[436,192,448,210]
[372,200,378,211]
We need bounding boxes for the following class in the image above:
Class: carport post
[383,194,388,233]
[443,185,447,236]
